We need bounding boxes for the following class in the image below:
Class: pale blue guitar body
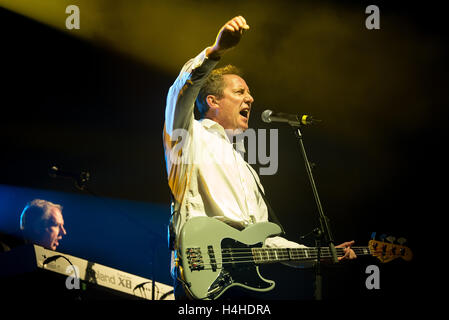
[178,216,282,300]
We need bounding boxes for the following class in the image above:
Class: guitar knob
[386,236,396,244]
[397,237,407,245]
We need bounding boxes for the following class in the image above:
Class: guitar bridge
[186,247,204,271]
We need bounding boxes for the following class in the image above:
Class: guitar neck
[251,246,371,264]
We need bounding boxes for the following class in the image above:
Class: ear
[206,95,220,110]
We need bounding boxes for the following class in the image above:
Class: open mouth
[239,109,249,118]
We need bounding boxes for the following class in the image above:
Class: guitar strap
[246,164,286,236]
[168,190,178,251]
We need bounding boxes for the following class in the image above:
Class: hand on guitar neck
[336,240,357,261]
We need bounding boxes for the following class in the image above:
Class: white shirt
[163,48,305,252]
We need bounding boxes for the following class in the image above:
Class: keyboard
[0,244,174,300]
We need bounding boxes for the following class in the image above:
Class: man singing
[163,16,355,300]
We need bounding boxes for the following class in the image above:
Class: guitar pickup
[186,247,204,271]
[207,245,217,272]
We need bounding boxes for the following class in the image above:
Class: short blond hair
[20,199,63,232]
[195,64,243,118]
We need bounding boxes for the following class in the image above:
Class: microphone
[43,255,62,265]
[49,166,77,179]
[49,165,90,190]
[261,109,320,126]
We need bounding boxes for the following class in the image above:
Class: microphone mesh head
[261,109,273,123]
[48,165,59,178]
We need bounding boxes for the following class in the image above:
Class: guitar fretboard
[250,246,372,264]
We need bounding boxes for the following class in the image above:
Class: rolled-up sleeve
[165,48,219,136]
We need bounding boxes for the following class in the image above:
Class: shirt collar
[199,118,246,154]
[199,118,221,130]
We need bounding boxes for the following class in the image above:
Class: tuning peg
[379,234,387,242]
[370,232,376,240]
[386,236,396,244]
[397,237,407,245]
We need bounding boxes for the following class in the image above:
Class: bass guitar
[176,216,412,300]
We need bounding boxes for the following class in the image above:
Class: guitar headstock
[368,233,413,263]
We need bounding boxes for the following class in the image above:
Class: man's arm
[164,16,250,135]
[164,50,216,136]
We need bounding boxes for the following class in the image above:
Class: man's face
[41,207,66,250]
[213,74,254,132]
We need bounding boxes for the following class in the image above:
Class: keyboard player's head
[19,199,67,250]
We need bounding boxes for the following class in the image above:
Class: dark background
[1,1,447,300]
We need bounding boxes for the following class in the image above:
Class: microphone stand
[291,123,338,300]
